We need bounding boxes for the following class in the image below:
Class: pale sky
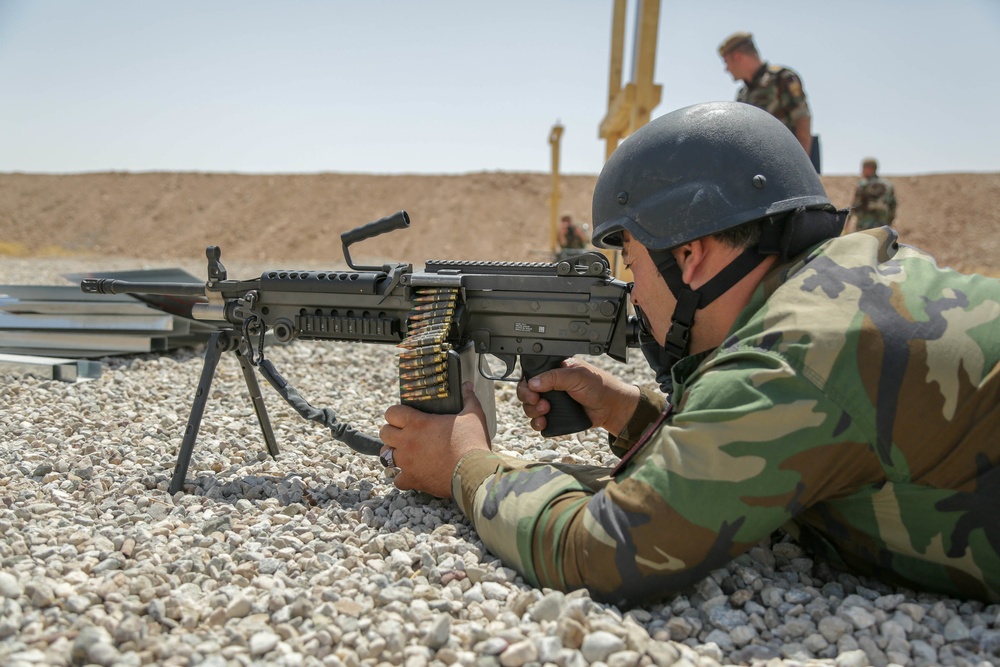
[1,0,997,177]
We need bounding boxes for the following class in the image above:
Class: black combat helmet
[593,101,845,389]
[592,101,832,251]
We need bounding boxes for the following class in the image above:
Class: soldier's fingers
[383,404,423,429]
[392,470,414,491]
[520,394,550,420]
[516,377,541,404]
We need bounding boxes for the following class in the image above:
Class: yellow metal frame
[598,0,662,279]
[600,0,662,160]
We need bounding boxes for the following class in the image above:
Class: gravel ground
[1,258,999,667]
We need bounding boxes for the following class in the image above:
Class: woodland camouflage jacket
[737,62,811,135]
[851,176,898,229]
[452,228,1000,607]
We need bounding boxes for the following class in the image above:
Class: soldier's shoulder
[770,63,803,80]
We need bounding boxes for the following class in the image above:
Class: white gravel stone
[499,638,538,667]
[839,604,878,630]
[0,572,22,598]
[580,630,626,662]
[249,630,280,656]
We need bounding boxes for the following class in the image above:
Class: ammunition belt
[397,287,459,402]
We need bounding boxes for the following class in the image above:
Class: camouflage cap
[862,157,879,169]
[718,31,754,57]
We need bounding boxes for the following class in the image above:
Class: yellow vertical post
[630,0,662,134]
[605,0,627,161]
[549,122,564,257]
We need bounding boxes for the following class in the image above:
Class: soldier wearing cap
[718,31,813,157]
[850,157,898,231]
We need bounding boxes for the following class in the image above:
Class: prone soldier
[380,102,1000,607]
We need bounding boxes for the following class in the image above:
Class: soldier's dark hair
[713,219,761,249]
[731,40,759,58]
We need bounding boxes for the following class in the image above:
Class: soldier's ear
[674,241,706,287]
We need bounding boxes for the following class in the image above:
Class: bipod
[169,328,279,494]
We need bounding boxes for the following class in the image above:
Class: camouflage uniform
[737,63,811,137]
[852,176,898,230]
[453,228,1000,607]
[561,223,587,250]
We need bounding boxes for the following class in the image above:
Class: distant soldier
[718,32,813,158]
[555,214,589,260]
[850,157,897,231]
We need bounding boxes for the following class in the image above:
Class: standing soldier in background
[719,32,814,160]
[850,157,898,231]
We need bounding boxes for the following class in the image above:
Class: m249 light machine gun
[82,211,638,493]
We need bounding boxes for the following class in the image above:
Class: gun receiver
[82,211,639,493]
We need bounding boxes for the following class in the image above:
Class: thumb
[460,381,483,414]
[526,369,557,392]
[460,381,490,430]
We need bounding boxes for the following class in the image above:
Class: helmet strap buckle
[664,289,701,359]
[664,320,691,358]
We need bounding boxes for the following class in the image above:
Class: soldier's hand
[380,382,490,499]
[516,358,639,436]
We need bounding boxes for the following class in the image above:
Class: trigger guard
[477,353,517,382]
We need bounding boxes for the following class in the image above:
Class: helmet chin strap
[648,245,767,366]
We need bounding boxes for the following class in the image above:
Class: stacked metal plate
[0,268,218,381]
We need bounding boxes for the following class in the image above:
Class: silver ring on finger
[379,448,396,469]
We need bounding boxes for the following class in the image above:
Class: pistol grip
[520,355,592,437]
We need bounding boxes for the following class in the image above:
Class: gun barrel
[191,303,227,322]
[81,278,206,297]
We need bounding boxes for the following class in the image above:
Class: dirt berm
[1,172,997,274]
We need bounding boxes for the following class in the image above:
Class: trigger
[500,355,516,378]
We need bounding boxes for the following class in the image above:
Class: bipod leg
[235,348,279,458]
[169,329,233,494]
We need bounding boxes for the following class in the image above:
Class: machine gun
[82,211,638,493]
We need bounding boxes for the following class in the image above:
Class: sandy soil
[1,171,998,275]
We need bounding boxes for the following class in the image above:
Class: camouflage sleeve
[608,385,666,458]
[777,68,810,124]
[887,183,897,223]
[452,350,875,607]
